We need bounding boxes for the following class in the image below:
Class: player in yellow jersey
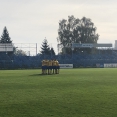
[44,59,48,74]
[41,59,45,74]
[46,60,49,74]
[52,59,56,74]
[56,60,60,74]
[46,59,50,75]
[54,60,57,74]
[48,60,52,74]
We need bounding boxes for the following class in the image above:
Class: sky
[0,0,117,54]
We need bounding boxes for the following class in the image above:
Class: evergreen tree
[40,39,51,55]
[0,27,12,43]
[50,47,55,55]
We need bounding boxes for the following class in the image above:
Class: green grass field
[0,68,117,117]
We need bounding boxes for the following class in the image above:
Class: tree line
[0,15,99,55]
[57,15,99,54]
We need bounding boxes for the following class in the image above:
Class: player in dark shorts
[41,59,45,74]
[45,59,48,74]
[52,59,56,74]
[56,59,60,74]
[48,60,52,74]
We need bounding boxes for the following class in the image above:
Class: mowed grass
[0,68,117,117]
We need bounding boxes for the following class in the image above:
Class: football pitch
[0,68,117,117]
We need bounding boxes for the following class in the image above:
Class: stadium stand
[1,49,117,69]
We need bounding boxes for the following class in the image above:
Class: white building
[114,40,117,50]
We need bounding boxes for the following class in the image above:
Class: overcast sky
[0,0,117,54]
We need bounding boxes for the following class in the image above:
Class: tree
[57,16,99,54]
[50,47,55,55]
[40,39,51,55]
[0,27,12,43]
[14,49,27,56]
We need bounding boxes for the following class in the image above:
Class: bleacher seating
[1,50,117,69]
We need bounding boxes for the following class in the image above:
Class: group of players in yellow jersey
[41,59,60,75]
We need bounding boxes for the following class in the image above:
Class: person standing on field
[48,60,52,74]
[41,59,45,74]
[45,59,48,74]
[56,59,60,74]
[52,59,56,74]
